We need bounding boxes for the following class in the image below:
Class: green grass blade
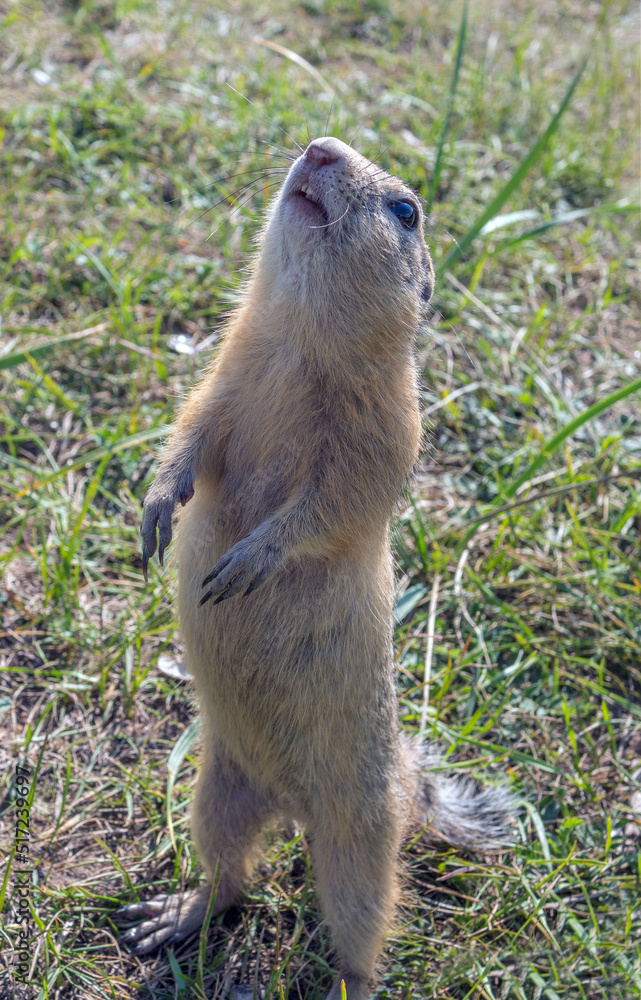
[166,718,202,853]
[427,0,468,213]
[394,583,428,623]
[435,54,588,278]
[434,470,641,542]
[489,202,639,254]
[13,426,166,497]
[502,377,641,501]
[458,377,641,550]
[0,324,110,370]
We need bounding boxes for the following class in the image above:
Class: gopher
[118,137,511,998]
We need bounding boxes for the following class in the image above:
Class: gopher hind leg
[118,743,277,953]
[310,789,404,1000]
[191,742,279,901]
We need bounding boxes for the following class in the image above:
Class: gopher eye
[390,201,417,229]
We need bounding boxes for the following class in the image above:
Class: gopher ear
[421,275,434,304]
[421,252,435,304]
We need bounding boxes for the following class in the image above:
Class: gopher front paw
[199,537,277,607]
[141,471,194,580]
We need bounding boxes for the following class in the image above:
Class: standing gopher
[118,137,511,998]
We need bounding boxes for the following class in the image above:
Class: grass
[0,0,640,997]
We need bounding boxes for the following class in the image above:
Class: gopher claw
[199,537,276,607]
[141,471,194,579]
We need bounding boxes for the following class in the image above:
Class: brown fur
[118,138,510,998]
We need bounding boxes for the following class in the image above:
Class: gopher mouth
[288,183,329,225]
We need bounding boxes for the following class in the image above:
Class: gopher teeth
[299,183,318,203]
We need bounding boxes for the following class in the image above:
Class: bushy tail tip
[404,738,516,851]
[418,770,515,850]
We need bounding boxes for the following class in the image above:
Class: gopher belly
[175,491,397,799]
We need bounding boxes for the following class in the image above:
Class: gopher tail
[403,737,515,850]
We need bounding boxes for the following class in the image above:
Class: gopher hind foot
[116,885,210,954]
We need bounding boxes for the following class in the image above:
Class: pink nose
[305,138,343,168]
